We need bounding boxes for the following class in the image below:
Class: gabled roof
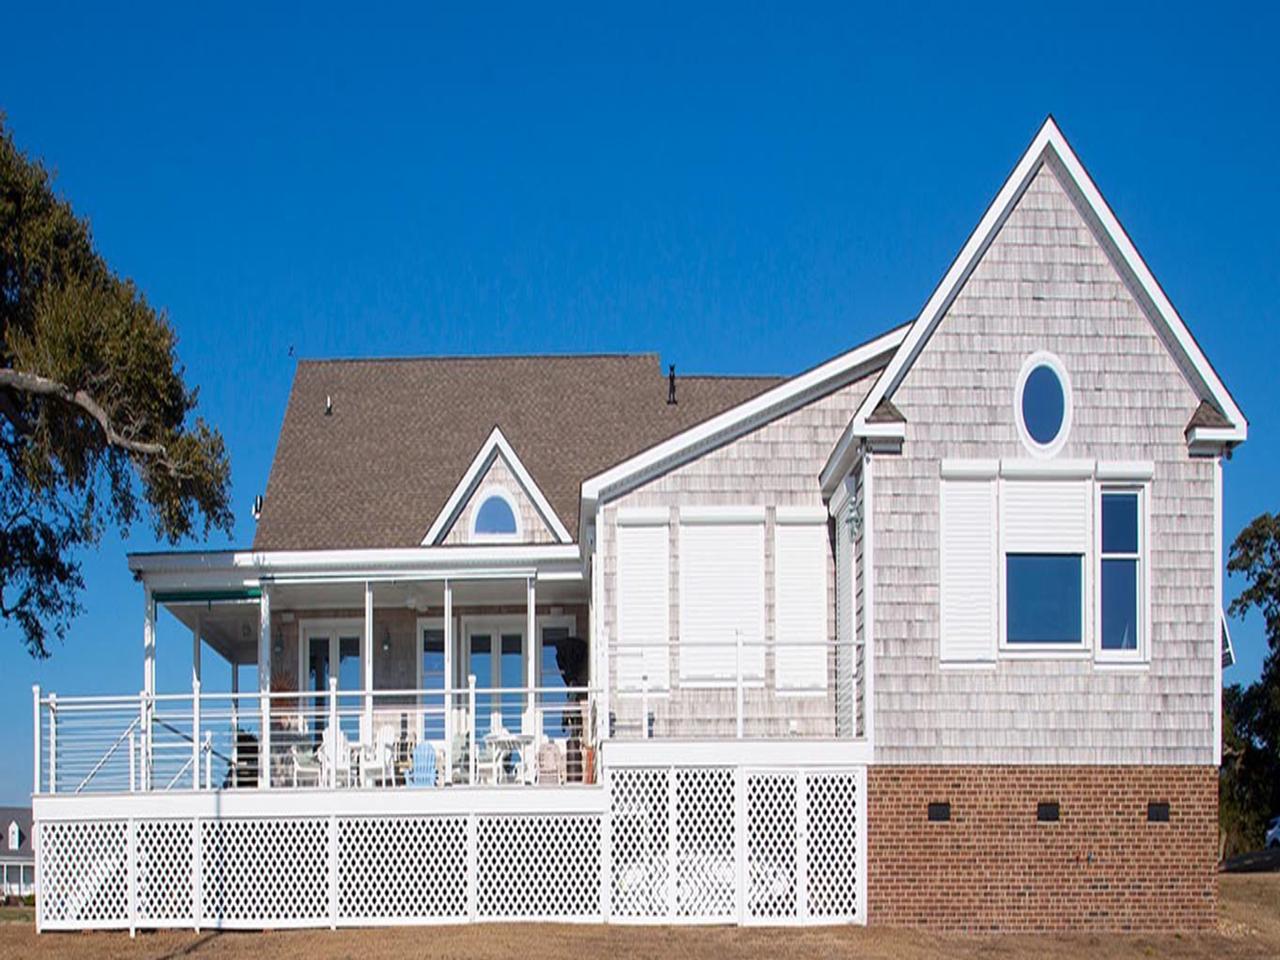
[254,355,780,549]
[0,807,32,859]
[422,426,572,545]
[847,116,1247,448]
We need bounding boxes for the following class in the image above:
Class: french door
[462,618,527,735]
[300,619,363,736]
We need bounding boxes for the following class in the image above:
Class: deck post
[328,676,339,787]
[192,678,202,791]
[735,629,745,739]
[468,673,477,786]
[363,581,374,736]
[31,684,40,797]
[47,693,57,794]
[258,586,272,789]
[143,586,156,698]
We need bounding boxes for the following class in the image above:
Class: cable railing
[33,679,601,796]
[606,635,865,741]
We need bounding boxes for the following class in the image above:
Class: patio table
[483,732,534,784]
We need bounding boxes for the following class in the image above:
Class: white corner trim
[581,322,909,511]
[422,426,573,546]
[847,116,1247,445]
[615,506,670,527]
[1213,456,1224,766]
[678,505,767,525]
[775,505,829,525]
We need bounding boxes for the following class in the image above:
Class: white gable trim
[421,426,572,545]
[847,116,1246,448]
[579,323,908,522]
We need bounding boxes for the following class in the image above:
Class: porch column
[443,579,453,746]
[258,585,272,788]
[192,611,203,688]
[142,586,156,696]
[363,581,374,734]
[526,576,537,737]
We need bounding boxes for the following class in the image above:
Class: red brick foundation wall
[866,765,1217,931]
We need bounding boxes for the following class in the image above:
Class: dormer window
[470,486,520,541]
[7,821,18,851]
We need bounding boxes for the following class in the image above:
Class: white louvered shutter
[774,519,828,691]
[616,520,669,690]
[939,478,998,663]
[679,518,765,682]
[1001,480,1090,553]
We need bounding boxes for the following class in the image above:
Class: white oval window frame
[1014,351,1072,458]
[469,484,522,542]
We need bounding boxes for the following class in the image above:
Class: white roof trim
[580,323,909,514]
[847,116,1246,446]
[421,426,573,546]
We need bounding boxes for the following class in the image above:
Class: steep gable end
[848,117,1246,449]
[423,426,572,545]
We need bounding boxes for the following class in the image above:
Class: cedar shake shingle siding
[254,355,779,550]
[872,158,1216,765]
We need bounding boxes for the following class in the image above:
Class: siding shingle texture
[873,159,1215,765]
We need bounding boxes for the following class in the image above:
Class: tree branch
[0,367,168,459]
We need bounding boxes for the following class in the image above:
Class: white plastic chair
[360,723,396,787]
[319,724,353,788]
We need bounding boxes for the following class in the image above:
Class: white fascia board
[421,426,573,545]
[848,117,1247,446]
[579,322,909,519]
[129,544,583,591]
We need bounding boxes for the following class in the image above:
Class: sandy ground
[1,873,1277,960]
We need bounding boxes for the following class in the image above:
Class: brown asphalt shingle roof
[253,355,782,550]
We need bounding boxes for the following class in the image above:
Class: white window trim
[468,484,523,543]
[996,477,1093,659]
[1094,483,1152,668]
[1014,351,1073,458]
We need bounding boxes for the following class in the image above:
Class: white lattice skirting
[36,765,865,930]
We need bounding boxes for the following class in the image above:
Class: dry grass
[1,874,1276,960]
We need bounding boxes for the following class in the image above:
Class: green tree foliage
[1221,512,1280,855]
[0,118,232,657]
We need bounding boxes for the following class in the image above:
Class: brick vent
[867,765,1216,931]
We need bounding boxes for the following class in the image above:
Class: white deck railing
[606,636,865,741]
[34,681,600,796]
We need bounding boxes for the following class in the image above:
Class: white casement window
[999,479,1091,653]
[939,477,998,663]
[678,508,765,684]
[616,510,670,691]
[1096,486,1147,663]
[774,508,829,691]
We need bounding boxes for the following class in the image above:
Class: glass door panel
[421,627,446,741]
[499,632,525,734]
[540,626,570,739]
[337,634,362,741]
[469,632,495,734]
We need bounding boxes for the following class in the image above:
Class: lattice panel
[475,815,601,918]
[806,771,860,920]
[338,816,467,921]
[136,820,194,923]
[610,767,669,918]
[201,818,328,923]
[746,773,798,921]
[674,767,736,919]
[39,820,128,925]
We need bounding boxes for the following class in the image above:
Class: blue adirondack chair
[408,740,437,788]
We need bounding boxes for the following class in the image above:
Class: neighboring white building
[31,117,1243,933]
[0,807,34,898]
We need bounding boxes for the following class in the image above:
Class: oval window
[1016,354,1070,453]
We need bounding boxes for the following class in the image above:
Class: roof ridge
[297,352,663,365]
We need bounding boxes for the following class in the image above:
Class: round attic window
[1015,352,1071,455]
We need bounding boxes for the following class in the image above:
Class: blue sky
[1,4,1276,802]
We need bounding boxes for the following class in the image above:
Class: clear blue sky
[1,4,1276,803]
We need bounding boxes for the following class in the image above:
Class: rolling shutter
[1001,480,1090,553]
[939,478,997,663]
[679,513,765,682]
[774,515,828,691]
[616,517,670,690]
